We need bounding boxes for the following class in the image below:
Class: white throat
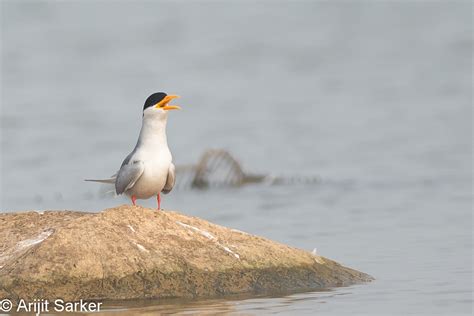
[137,111,169,149]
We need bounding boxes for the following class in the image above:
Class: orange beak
[155,95,181,110]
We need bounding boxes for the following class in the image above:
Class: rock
[0,205,372,301]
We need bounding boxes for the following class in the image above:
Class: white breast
[128,148,171,199]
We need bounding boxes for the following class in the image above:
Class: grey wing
[162,163,176,194]
[115,160,144,195]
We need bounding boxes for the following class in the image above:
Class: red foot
[131,195,137,206]
[157,193,161,210]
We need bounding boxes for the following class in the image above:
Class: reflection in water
[95,288,346,315]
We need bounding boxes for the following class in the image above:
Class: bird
[86,92,181,209]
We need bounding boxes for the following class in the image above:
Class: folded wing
[115,160,144,195]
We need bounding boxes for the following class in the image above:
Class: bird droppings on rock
[135,243,149,253]
[176,220,241,259]
[127,225,136,233]
[176,220,216,240]
[0,205,373,302]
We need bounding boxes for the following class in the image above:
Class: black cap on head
[143,92,167,111]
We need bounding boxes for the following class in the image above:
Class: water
[1,1,472,315]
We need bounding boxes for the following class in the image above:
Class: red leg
[131,195,137,206]
[157,193,161,210]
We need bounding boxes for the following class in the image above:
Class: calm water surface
[1,1,472,315]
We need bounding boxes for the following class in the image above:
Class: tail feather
[85,178,116,184]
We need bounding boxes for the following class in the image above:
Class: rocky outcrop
[0,205,372,301]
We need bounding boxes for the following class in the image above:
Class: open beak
[155,95,181,110]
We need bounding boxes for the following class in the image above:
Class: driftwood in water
[175,149,319,189]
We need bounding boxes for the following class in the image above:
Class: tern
[86,92,181,209]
